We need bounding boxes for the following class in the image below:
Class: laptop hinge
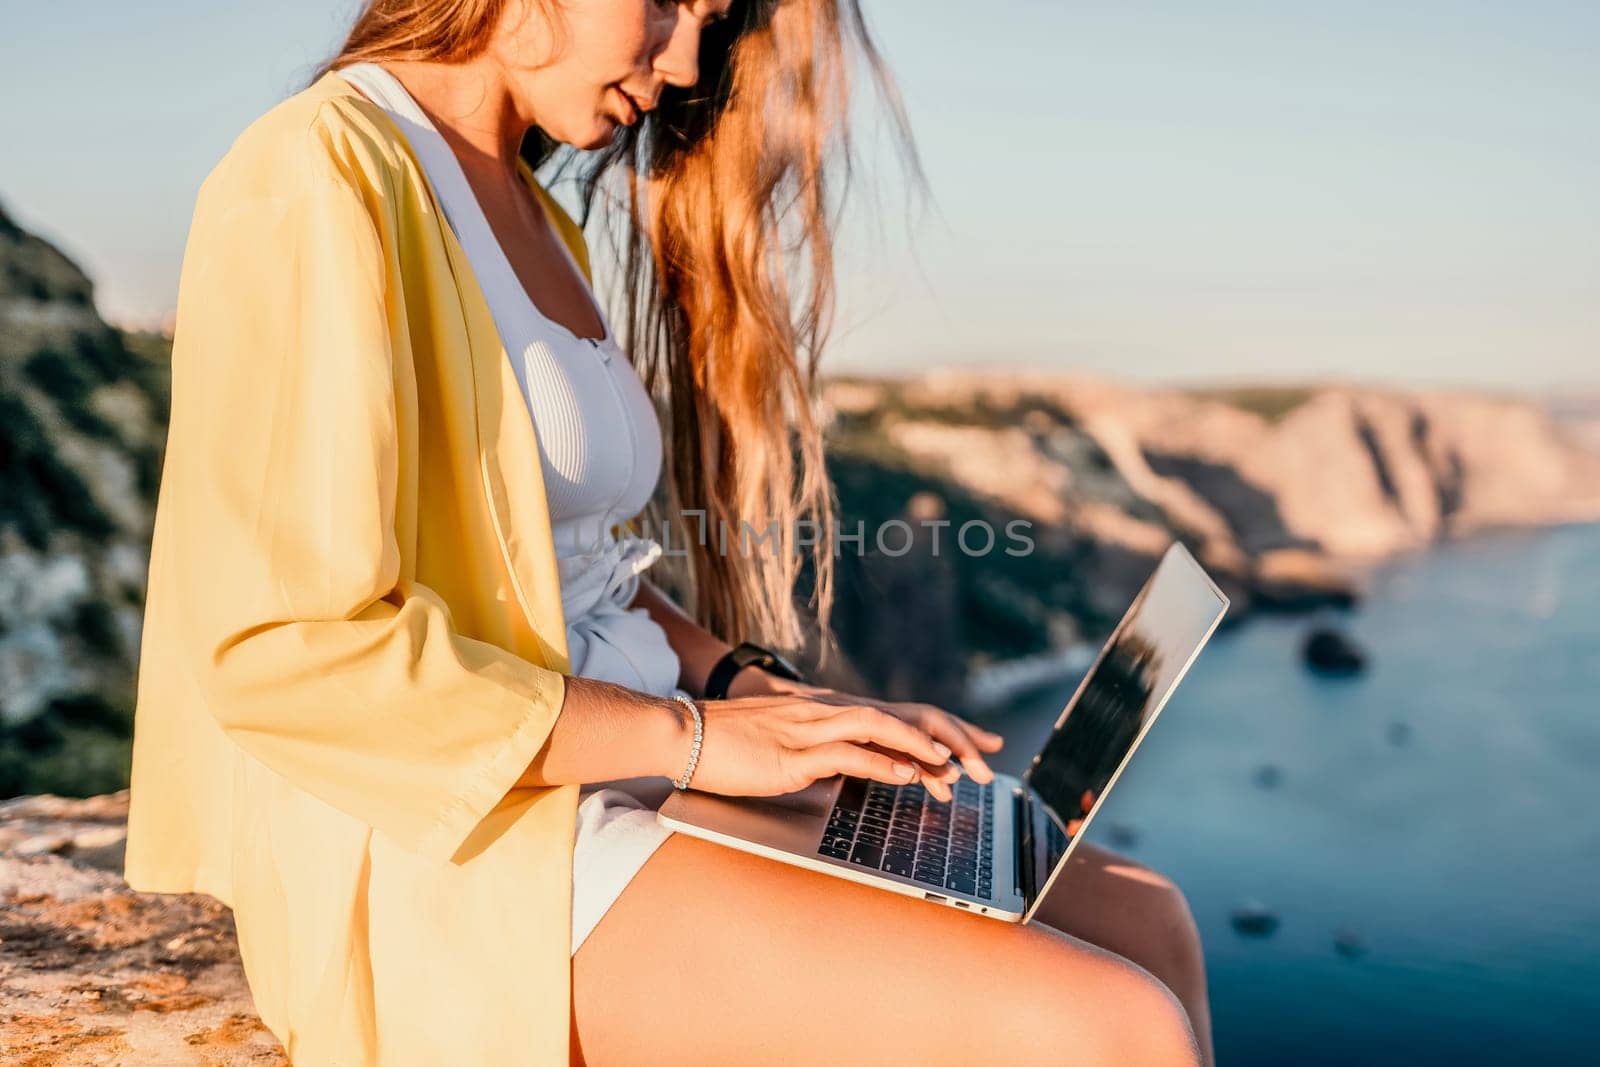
[1014,789,1037,905]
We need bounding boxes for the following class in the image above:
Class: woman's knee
[1136,867,1207,989]
[1117,960,1201,1066]
[1062,849,1207,996]
[1011,945,1200,1066]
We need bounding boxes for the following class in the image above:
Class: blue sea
[989,523,1600,1065]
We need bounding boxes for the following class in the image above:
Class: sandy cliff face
[822,372,1600,703]
[1134,384,1599,558]
[1549,395,1600,455]
[871,371,1600,561]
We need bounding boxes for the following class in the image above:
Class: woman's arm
[516,674,957,796]
[168,129,578,865]
[523,581,966,798]
[627,579,1006,786]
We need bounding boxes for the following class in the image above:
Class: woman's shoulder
[199,71,415,208]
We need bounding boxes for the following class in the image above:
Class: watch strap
[703,641,802,700]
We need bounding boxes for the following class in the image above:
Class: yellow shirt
[125,70,592,1064]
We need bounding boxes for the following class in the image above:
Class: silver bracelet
[669,693,703,791]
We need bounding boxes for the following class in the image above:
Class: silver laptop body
[656,541,1230,922]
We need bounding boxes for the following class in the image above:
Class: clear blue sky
[3,0,1596,390]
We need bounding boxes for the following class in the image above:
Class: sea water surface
[988,522,1600,1064]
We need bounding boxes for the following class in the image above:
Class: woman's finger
[924,714,997,784]
[806,704,952,767]
[893,702,999,784]
[952,720,1005,751]
[860,742,956,802]
[966,720,1006,752]
[928,706,1005,754]
[800,741,924,789]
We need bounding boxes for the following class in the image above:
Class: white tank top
[336,62,682,699]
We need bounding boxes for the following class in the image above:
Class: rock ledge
[0,792,285,1065]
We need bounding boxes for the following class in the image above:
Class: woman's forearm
[516,675,690,789]
[519,580,796,791]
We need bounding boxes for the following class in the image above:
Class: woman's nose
[653,12,703,89]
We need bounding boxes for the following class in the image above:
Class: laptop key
[850,843,884,867]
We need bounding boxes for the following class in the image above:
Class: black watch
[703,641,804,700]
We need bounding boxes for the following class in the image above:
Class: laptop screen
[1024,543,1229,848]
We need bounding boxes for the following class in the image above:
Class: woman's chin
[561,116,623,152]
[537,109,629,152]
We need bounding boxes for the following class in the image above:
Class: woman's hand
[671,692,956,800]
[724,673,1006,800]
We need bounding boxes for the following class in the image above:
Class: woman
[125,1,1211,1064]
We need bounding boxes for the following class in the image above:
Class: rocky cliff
[822,372,1600,704]
[0,200,170,798]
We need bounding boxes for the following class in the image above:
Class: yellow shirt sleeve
[166,119,566,864]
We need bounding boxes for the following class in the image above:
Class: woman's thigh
[571,833,1200,1067]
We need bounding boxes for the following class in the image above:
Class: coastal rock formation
[823,372,1600,702]
[0,792,284,1065]
[847,371,1600,563]
[0,200,170,798]
[1301,627,1368,676]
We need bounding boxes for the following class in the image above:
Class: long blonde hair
[320,0,919,657]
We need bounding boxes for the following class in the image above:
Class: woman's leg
[1029,844,1214,1067]
[571,833,1201,1067]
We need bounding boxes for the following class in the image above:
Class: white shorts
[571,785,675,954]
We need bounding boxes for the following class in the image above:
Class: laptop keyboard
[818,776,995,898]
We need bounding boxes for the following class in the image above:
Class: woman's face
[498,0,736,149]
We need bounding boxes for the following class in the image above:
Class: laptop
[656,540,1230,922]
